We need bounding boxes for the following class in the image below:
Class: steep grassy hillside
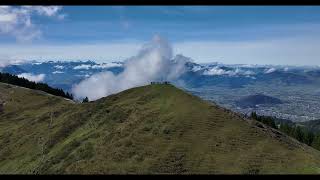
[1,82,320,174]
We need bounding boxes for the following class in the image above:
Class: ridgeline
[0,72,73,100]
[1,83,320,174]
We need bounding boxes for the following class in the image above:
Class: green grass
[1,82,320,174]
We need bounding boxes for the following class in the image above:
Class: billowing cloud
[0,6,63,42]
[17,73,45,82]
[72,35,187,101]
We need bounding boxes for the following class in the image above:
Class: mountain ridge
[1,83,320,174]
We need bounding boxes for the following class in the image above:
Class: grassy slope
[1,82,320,174]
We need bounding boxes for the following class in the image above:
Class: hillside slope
[1,82,320,174]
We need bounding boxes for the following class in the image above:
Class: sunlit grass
[1,83,320,174]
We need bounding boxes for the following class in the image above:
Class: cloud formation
[52,71,64,74]
[0,55,24,67]
[73,62,122,70]
[91,62,122,69]
[72,35,187,101]
[2,34,320,66]
[0,6,63,42]
[264,68,277,74]
[202,66,255,76]
[17,73,45,82]
[73,64,91,70]
[54,65,64,69]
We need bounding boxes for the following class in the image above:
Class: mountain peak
[1,83,320,174]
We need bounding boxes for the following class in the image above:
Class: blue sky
[1,6,320,65]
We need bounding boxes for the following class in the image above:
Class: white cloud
[0,57,12,67]
[0,42,141,63]
[52,71,64,74]
[0,13,16,22]
[264,68,276,74]
[0,55,24,67]
[1,34,320,66]
[203,66,255,76]
[203,66,226,76]
[73,64,91,70]
[192,66,202,72]
[27,6,62,17]
[17,73,45,82]
[75,74,90,78]
[235,64,260,68]
[54,65,64,69]
[72,35,186,101]
[0,6,64,42]
[91,62,122,69]
[243,70,255,75]
[173,36,320,66]
[32,62,42,65]
[73,62,123,70]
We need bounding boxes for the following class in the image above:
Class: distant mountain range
[1,55,319,93]
[0,60,124,92]
[1,55,320,122]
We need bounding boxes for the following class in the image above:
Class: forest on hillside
[251,112,320,151]
[0,72,73,100]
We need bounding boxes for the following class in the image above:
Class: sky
[1,6,320,65]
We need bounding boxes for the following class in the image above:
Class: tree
[0,72,73,100]
[251,112,258,120]
[279,123,292,135]
[82,97,89,103]
[294,126,304,142]
[303,131,315,146]
[268,118,277,129]
[260,116,277,129]
[311,134,320,150]
[250,112,277,129]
